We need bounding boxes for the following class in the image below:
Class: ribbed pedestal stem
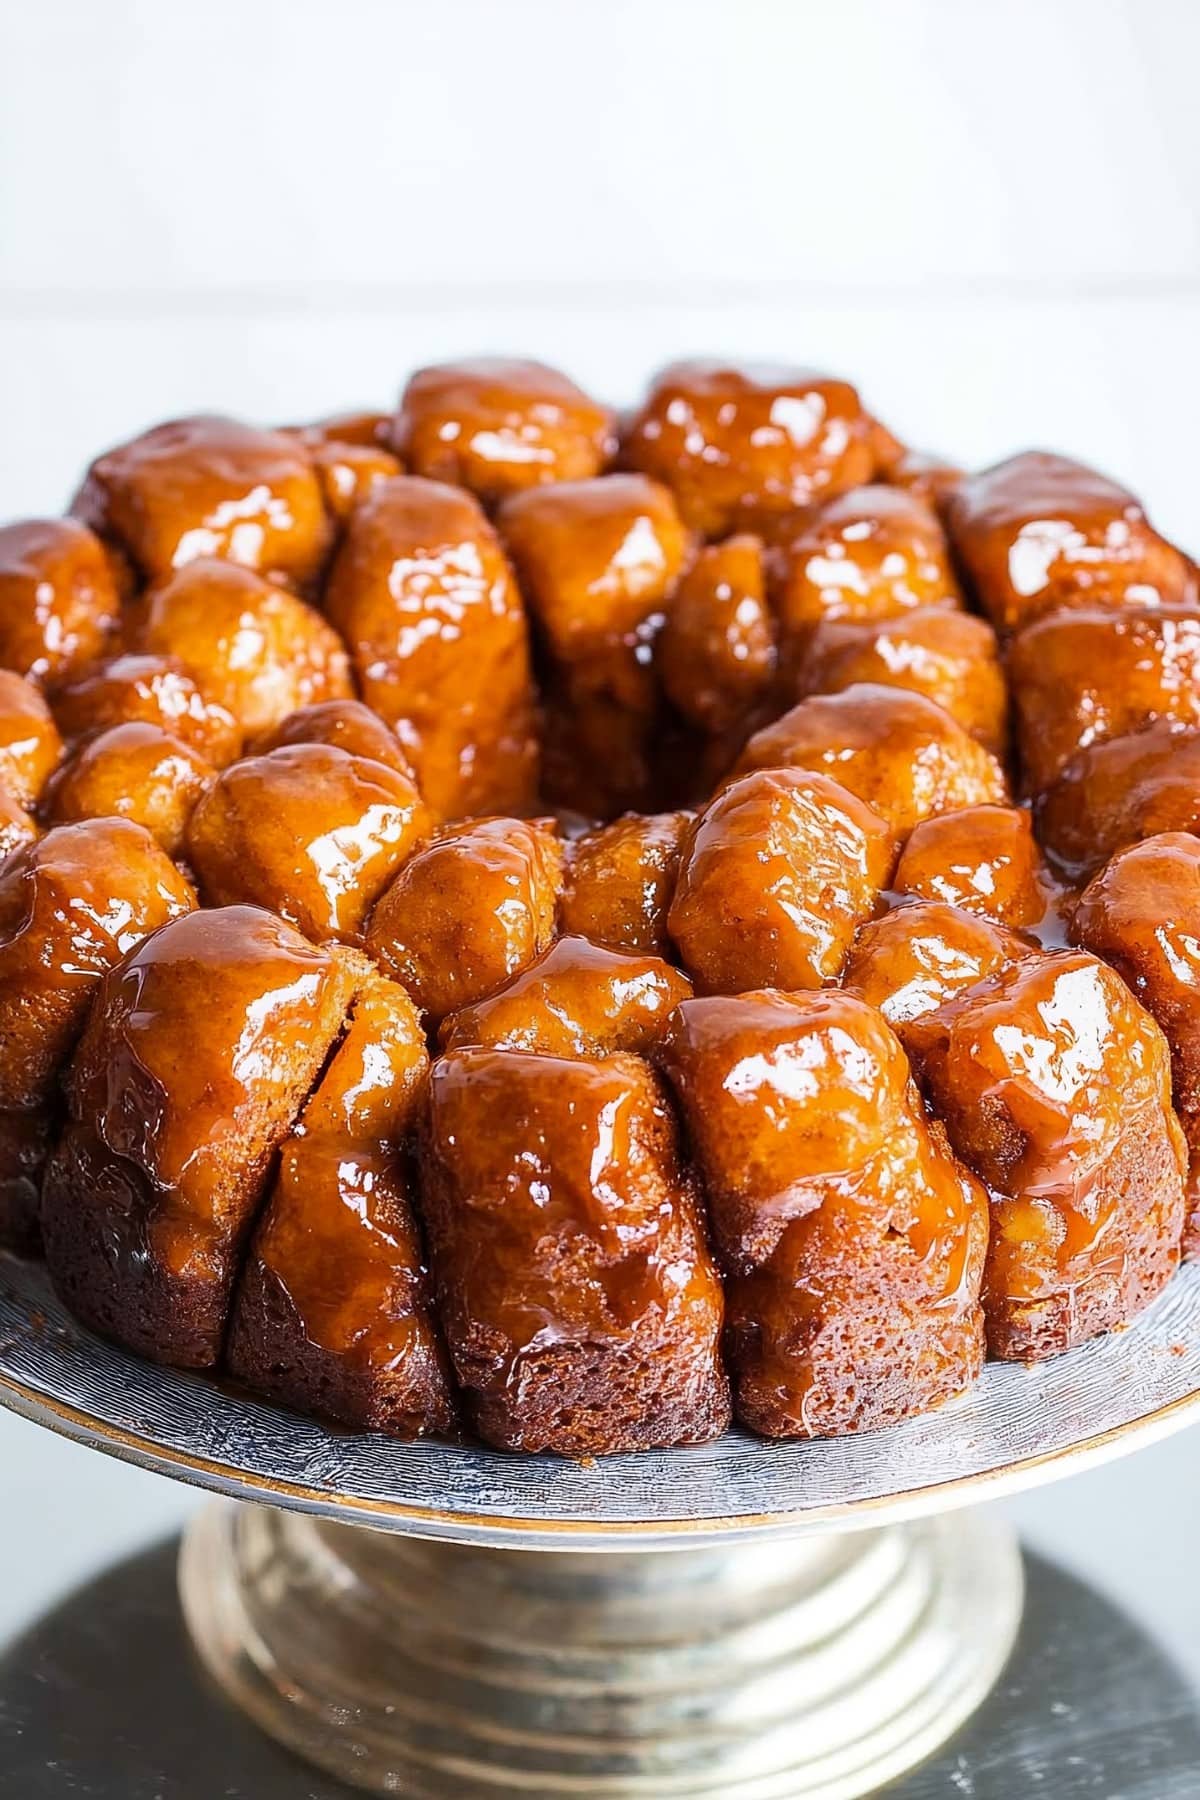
[179,1501,1022,1798]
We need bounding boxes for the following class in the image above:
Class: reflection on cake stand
[2,1254,1199,1798]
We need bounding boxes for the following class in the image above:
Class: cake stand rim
[4,1249,1200,1549]
[4,1366,1200,1546]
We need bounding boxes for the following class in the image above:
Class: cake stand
[2,1254,1200,1798]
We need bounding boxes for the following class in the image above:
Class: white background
[2,0,1200,1694]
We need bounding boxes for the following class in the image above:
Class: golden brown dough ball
[891,805,1049,927]
[440,933,692,1057]
[559,809,692,956]
[1035,723,1200,883]
[768,485,962,657]
[943,450,1194,637]
[0,818,195,1249]
[48,653,243,767]
[658,535,776,735]
[668,768,895,994]
[130,559,352,738]
[366,815,563,1023]
[0,671,63,806]
[419,1046,729,1454]
[843,900,1036,1047]
[391,358,615,505]
[41,905,364,1366]
[40,721,213,857]
[879,448,965,509]
[71,414,332,590]
[621,361,876,539]
[1007,606,1200,796]
[325,476,537,818]
[0,790,38,862]
[659,989,987,1436]
[793,606,1006,754]
[253,698,417,784]
[1072,833,1200,1254]
[908,949,1186,1359]
[307,437,403,526]
[0,518,119,684]
[299,411,393,449]
[735,683,1008,837]
[499,472,688,816]
[186,744,431,943]
[226,972,454,1437]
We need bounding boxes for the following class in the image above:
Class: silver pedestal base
[179,1503,1023,1799]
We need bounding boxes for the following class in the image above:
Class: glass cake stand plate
[2,1250,1199,1799]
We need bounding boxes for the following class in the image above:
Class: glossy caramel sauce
[392,358,616,505]
[71,414,333,589]
[658,535,776,736]
[131,559,352,738]
[0,518,120,684]
[325,475,538,818]
[186,743,431,943]
[735,682,1008,837]
[944,450,1195,636]
[367,815,563,1023]
[0,671,63,805]
[48,653,243,767]
[669,767,895,994]
[621,361,876,538]
[0,818,196,1109]
[440,932,692,1057]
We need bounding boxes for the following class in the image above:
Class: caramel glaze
[0,819,195,1250]
[0,671,63,806]
[70,414,333,591]
[0,789,38,862]
[892,805,1051,928]
[305,437,403,528]
[792,607,1006,757]
[660,990,987,1438]
[878,449,965,510]
[440,933,693,1058]
[41,722,215,858]
[41,906,366,1367]
[130,559,353,740]
[226,972,455,1436]
[47,653,243,768]
[906,949,1187,1361]
[5,367,1199,1457]
[299,411,394,450]
[658,535,777,737]
[1072,833,1200,1256]
[559,809,693,957]
[252,698,418,786]
[668,767,896,995]
[1035,722,1200,884]
[766,485,962,670]
[1008,605,1200,796]
[621,361,877,539]
[186,743,431,944]
[0,518,120,685]
[734,683,1008,838]
[391,358,616,507]
[844,900,1037,1048]
[366,815,563,1025]
[419,1047,730,1455]
[325,475,538,818]
[944,450,1195,638]
[498,473,688,818]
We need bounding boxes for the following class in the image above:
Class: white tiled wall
[2,0,1200,1692]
